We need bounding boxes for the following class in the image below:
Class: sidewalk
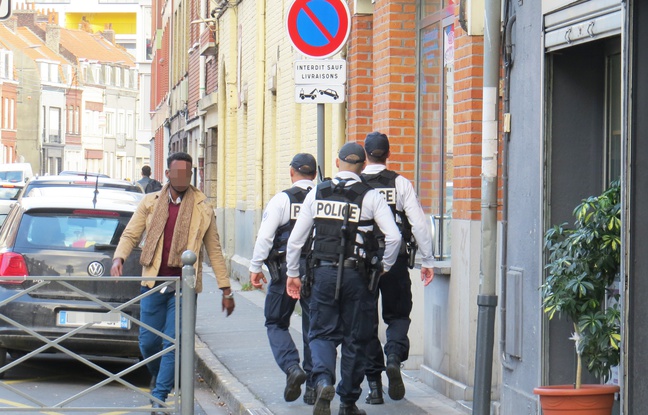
[195,268,468,415]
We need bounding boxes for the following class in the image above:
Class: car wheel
[0,347,7,379]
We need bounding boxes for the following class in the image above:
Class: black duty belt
[317,259,359,268]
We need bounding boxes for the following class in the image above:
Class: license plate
[57,310,130,330]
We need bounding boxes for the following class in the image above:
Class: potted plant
[534,181,621,415]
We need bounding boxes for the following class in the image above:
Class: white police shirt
[249,179,315,274]
[285,171,401,278]
[362,164,434,268]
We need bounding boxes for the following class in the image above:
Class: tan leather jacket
[114,186,229,293]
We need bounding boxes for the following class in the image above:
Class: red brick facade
[452,25,484,221]
[346,12,373,144]
[371,0,418,180]
[347,1,489,223]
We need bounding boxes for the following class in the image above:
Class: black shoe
[150,400,165,415]
[365,379,384,404]
[313,379,335,415]
[284,365,307,402]
[339,402,367,415]
[386,354,405,400]
[304,386,316,405]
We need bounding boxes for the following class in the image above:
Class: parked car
[0,163,34,184]
[0,188,145,376]
[18,175,142,199]
[59,171,110,178]
[0,183,23,227]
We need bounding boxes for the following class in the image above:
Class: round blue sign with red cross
[286,0,351,59]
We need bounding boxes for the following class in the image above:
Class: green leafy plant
[542,180,621,389]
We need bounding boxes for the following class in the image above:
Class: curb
[195,336,272,415]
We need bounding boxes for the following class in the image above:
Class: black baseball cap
[338,142,366,164]
[364,132,390,157]
[290,153,316,174]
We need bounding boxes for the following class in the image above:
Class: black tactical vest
[362,169,413,251]
[311,179,374,262]
[270,186,310,256]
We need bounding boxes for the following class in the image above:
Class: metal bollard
[181,250,197,415]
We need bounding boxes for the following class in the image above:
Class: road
[0,352,230,414]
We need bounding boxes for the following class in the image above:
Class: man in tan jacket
[111,152,233,414]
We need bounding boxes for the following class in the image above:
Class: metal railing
[0,250,197,414]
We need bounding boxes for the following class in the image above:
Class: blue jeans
[139,285,176,402]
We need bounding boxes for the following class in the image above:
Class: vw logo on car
[87,261,105,277]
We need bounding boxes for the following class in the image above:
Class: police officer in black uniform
[250,153,317,404]
[285,142,401,415]
[361,132,435,404]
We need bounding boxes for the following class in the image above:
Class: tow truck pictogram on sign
[295,85,345,104]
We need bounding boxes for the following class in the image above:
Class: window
[417,4,455,260]
[67,106,73,133]
[49,107,61,143]
[105,112,114,136]
[75,106,80,134]
[3,98,7,129]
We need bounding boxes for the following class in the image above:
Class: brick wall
[452,22,484,221]
[346,12,373,144]
[371,0,417,180]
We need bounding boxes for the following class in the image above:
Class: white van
[0,163,34,184]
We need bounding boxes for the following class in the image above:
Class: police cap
[364,131,390,157]
[338,142,366,164]
[290,153,317,174]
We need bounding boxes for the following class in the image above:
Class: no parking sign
[286,0,351,59]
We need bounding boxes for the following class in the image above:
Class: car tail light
[0,252,28,283]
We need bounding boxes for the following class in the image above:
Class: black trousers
[308,264,375,404]
[365,256,412,380]
[264,261,313,385]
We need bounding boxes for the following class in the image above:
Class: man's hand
[286,277,301,299]
[221,288,235,316]
[110,258,123,277]
[250,272,266,289]
[421,267,434,286]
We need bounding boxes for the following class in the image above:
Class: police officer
[249,153,317,404]
[285,142,401,415]
[361,132,434,404]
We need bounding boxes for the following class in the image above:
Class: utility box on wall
[459,0,485,36]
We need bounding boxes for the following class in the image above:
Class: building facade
[149,0,644,414]
[15,0,153,179]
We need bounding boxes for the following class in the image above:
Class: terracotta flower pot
[533,384,620,415]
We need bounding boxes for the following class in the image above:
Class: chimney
[101,23,115,44]
[13,9,37,30]
[46,24,60,53]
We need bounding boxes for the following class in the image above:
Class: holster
[366,256,383,294]
[300,254,316,298]
[407,241,418,269]
[264,253,283,285]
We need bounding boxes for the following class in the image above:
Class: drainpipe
[255,0,266,212]
[473,0,502,414]
[499,6,516,371]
